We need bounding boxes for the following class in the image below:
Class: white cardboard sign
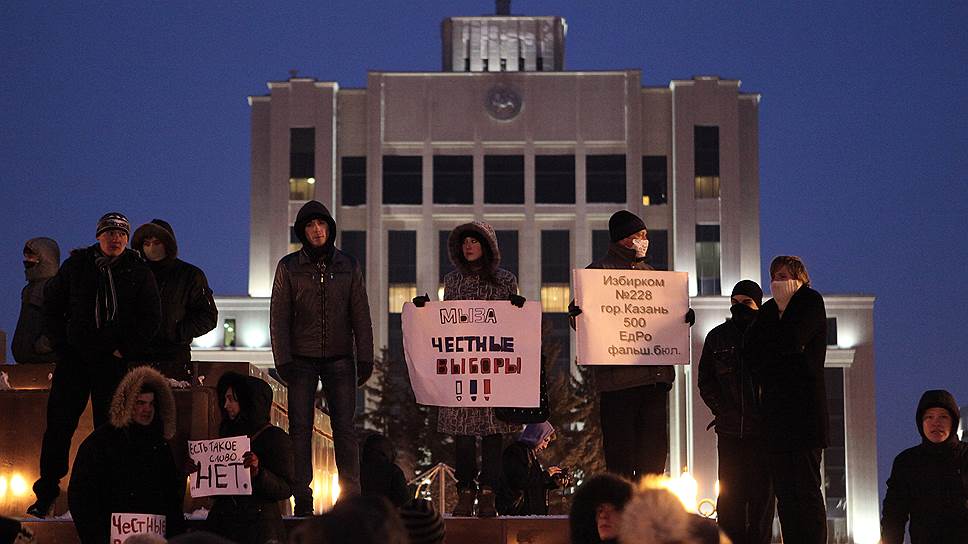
[110,513,166,543]
[188,435,252,497]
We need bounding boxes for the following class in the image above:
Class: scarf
[770,280,802,314]
[94,252,121,329]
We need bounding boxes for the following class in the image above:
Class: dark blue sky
[3,1,966,501]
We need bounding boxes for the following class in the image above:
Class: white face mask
[143,243,167,262]
[631,238,649,258]
[770,279,802,312]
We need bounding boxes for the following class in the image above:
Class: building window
[341,157,366,206]
[823,368,848,541]
[222,318,236,348]
[383,156,422,205]
[433,155,473,204]
[495,230,519,279]
[341,231,366,273]
[484,155,524,204]
[586,154,626,203]
[642,156,668,205]
[592,230,611,262]
[648,230,669,271]
[535,155,575,204]
[541,230,570,312]
[694,126,720,199]
[388,230,416,314]
[290,128,315,201]
[695,225,721,295]
[289,227,301,254]
[826,318,838,346]
[438,230,452,284]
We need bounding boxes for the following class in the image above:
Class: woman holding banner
[207,372,294,544]
[414,221,525,517]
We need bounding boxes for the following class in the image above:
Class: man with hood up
[881,389,968,543]
[67,366,185,543]
[360,433,409,508]
[498,421,567,516]
[270,200,373,515]
[131,219,218,378]
[12,237,60,363]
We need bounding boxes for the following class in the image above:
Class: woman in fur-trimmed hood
[68,366,185,543]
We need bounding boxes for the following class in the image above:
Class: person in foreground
[569,473,634,544]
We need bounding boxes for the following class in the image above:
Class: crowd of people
[7,204,967,543]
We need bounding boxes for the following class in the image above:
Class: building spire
[496,0,510,16]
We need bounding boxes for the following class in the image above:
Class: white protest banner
[402,300,541,408]
[574,269,689,365]
[188,435,252,497]
[110,513,166,543]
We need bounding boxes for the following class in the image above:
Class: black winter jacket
[43,245,161,360]
[697,318,764,437]
[12,237,60,363]
[882,390,968,543]
[498,441,560,515]
[143,258,217,362]
[746,285,828,451]
[270,201,373,368]
[360,434,409,507]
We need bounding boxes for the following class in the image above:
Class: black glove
[412,294,430,308]
[567,301,582,318]
[684,308,695,326]
[509,294,526,308]
[357,361,374,387]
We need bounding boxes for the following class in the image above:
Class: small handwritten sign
[188,435,252,497]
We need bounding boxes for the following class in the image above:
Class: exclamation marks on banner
[470,380,478,401]
[455,380,462,402]
[484,379,491,401]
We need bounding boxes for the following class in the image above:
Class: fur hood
[447,221,501,275]
[109,366,177,439]
[24,237,60,281]
[619,487,729,544]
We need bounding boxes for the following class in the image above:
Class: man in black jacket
[698,280,774,544]
[28,212,161,518]
[132,219,218,378]
[882,390,968,543]
[746,256,827,544]
[12,237,60,363]
[270,200,373,515]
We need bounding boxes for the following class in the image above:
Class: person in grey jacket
[12,237,60,363]
[270,200,373,515]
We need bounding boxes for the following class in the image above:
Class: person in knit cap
[498,421,567,515]
[698,280,774,544]
[131,219,218,379]
[881,389,968,543]
[399,498,446,544]
[569,473,634,544]
[568,210,694,480]
[745,256,827,543]
[28,212,161,518]
[12,237,60,363]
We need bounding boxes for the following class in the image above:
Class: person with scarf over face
[498,422,566,516]
[207,372,294,544]
[28,212,161,518]
[698,280,773,544]
[12,237,60,363]
[745,256,828,544]
[67,366,185,543]
[270,200,373,516]
[413,221,526,517]
[881,390,968,543]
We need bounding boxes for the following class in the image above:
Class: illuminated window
[388,285,417,313]
[223,318,236,348]
[540,284,571,313]
[484,155,524,204]
[290,128,315,200]
[433,155,473,204]
[341,157,366,206]
[541,230,570,312]
[383,156,422,204]
[586,154,626,203]
[642,156,668,205]
[535,155,575,204]
[694,126,720,199]
[695,225,721,295]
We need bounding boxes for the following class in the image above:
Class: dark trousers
[717,434,775,544]
[455,434,503,491]
[768,448,826,544]
[280,356,359,504]
[33,353,126,502]
[599,384,669,479]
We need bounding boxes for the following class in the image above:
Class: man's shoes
[476,488,497,518]
[452,488,476,517]
[26,499,54,518]
[293,498,314,517]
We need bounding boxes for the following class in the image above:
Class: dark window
[826,318,838,346]
[289,227,300,244]
[593,230,611,261]
[383,156,422,204]
[341,157,366,206]
[643,156,668,205]
[340,231,366,273]
[290,128,315,178]
[586,154,627,203]
[439,230,452,281]
[648,230,669,271]
[388,313,404,363]
[484,155,524,204]
[694,126,720,198]
[542,314,570,371]
[535,155,575,204]
[388,231,417,283]
[695,225,721,295]
[536,57,544,71]
[433,155,473,204]
[495,230,519,278]
[541,231,570,284]
[823,368,848,531]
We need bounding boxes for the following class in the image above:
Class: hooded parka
[12,237,60,363]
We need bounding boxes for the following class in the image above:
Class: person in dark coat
[12,237,60,363]
[67,366,185,543]
[360,433,410,507]
[745,255,828,544]
[881,389,968,543]
[498,421,566,516]
[131,219,218,378]
[569,473,634,544]
[29,212,161,518]
[568,210,694,479]
[414,220,526,517]
[270,200,373,515]
[698,279,774,544]
[207,372,294,544]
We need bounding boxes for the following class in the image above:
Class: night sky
[3,1,966,503]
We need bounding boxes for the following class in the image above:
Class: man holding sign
[570,210,694,480]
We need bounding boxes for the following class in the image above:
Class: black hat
[608,210,646,242]
[399,499,445,544]
[730,280,763,307]
[96,212,130,237]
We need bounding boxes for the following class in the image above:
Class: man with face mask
[12,237,60,363]
[698,280,774,544]
[131,219,218,378]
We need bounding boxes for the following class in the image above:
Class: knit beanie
[399,499,445,544]
[608,210,646,242]
[96,212,130,237]
[730,280,763,307]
